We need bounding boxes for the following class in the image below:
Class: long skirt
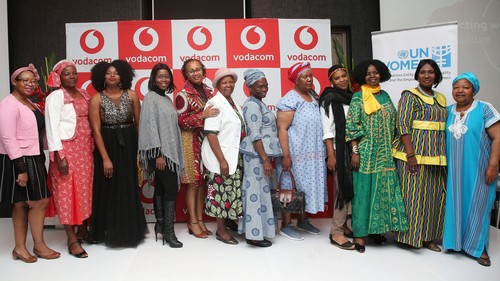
[238,155,275,240]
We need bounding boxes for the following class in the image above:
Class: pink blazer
[0,94,42,159]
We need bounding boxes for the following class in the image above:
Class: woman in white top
[319,65,355,250]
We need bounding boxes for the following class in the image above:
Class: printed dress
[346,90,408,237]
[276,89,326,214]
[238,96,282,240]
[443,100,500,258]
[175,81,213,187]
[392,88,447,248]
[48,95,94,225]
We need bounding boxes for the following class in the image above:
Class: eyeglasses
[187,68,202,75]
[16,78,37,85]
[156,75,171,80]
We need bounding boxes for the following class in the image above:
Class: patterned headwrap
[46,60,77,88]
[327,65,347,80]
[10,64,40,85]
[243,69,266,87]
[288,62,311,83]
[453,72,480,96]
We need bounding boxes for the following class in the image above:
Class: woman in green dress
[346,59,409,253]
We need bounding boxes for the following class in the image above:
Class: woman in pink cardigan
[0,64,60,263]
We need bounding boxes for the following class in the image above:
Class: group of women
[0,57,498,267]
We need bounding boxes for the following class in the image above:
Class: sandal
[187,222,208,239]
[68,241,88,258]
[477,252,491,267]
[198,220,213,236]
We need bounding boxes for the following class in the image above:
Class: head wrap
[243,69,266,87]
[327,65,347,80]
[10,64,40,85]
[453,72,480,95]
[212,68,238,89]
[46,60,77,88]
[288,62,311,83]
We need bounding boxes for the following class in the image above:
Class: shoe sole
[279,230,304,241]
[296,226,321,235]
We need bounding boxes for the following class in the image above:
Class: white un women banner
[372,22,458,103]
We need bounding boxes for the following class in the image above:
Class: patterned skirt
[205,156,243,220]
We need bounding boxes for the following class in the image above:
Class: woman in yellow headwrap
[346,59,408,253]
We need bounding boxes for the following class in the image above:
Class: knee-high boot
[153,193,165,242]
[163,201,183,248]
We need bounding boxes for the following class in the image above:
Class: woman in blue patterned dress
[276,62,326,241]
[239,69,282,247]
[443,72,500,266]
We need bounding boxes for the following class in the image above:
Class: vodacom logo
[294,26,319,50]
[187,26,212,51]
[133,27,159,52]
[80,29,105,54]
[240,25,266,50]
[134,77,149,100]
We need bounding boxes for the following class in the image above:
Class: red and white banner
[66,19,333,221]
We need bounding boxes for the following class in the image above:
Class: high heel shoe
[154,222,163,242]
[68,241,88,258]
[12,249,37,263]
[198,220,213,236]
[187,222,208,239]
[32,248,61,260]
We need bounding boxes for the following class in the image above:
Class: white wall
[380,0,500,109]
[0,0,9,99]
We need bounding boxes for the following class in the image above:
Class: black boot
[163,201,183,248]
[153,194,165,242]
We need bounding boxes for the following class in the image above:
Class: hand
[56,156,69,175]
[15,172,28,187]
[406,156,419,174]
[485,164,499,185]
[263,158,273,177]
[282,155,292,171]
[327,156,337,172]
[203,104,220,119]
[351,154,360,171]
[103,159,113,178]
[156,156,166,171]
[219,159,229,176]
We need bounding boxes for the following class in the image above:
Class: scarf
[138,91,184,185]
[361,84,381,114]
[319,86,354,208]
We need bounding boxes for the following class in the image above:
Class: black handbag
[271,170,305,214]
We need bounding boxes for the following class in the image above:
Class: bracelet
[406,153,415,158]
[352,145,359,155]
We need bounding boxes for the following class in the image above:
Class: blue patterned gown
[443,100,500,258]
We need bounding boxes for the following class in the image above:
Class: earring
[103,81,106,88]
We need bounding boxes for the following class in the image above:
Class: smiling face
[452,78,475,107]
[154,69,171,91]
[417,63,436,89]
[365,64,381,86]
[249,78,269,100]
[330,69,348,91]
[217,75,235,98]
[185,60,204,85]
[60,65,78,89]
[13,70,37,97]
[105,66,120,88]
[295,69,313,92]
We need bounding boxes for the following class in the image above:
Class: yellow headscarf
[361,84,381,114]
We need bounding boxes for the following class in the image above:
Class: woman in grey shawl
[138,63,184,248]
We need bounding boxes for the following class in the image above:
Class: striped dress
[393,88,447,248]
[443,100,500,258]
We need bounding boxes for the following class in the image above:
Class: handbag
[271,170,305,214]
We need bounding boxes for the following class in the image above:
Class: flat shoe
[354,243,365,253]
[216,232,238,245]
[32,248,61,260]
[246,239,272,247]
[477,256,491,267]
[12,249,37,263]
[423,241,441,252]
[68,241,88,258]
[369,234,387,245]
[329,235,355,250]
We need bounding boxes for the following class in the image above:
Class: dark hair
[353,59,391,85]
[148,63,175,93]
[181,59,206,81]
[91,59,135,92]
[414,59,442,87]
